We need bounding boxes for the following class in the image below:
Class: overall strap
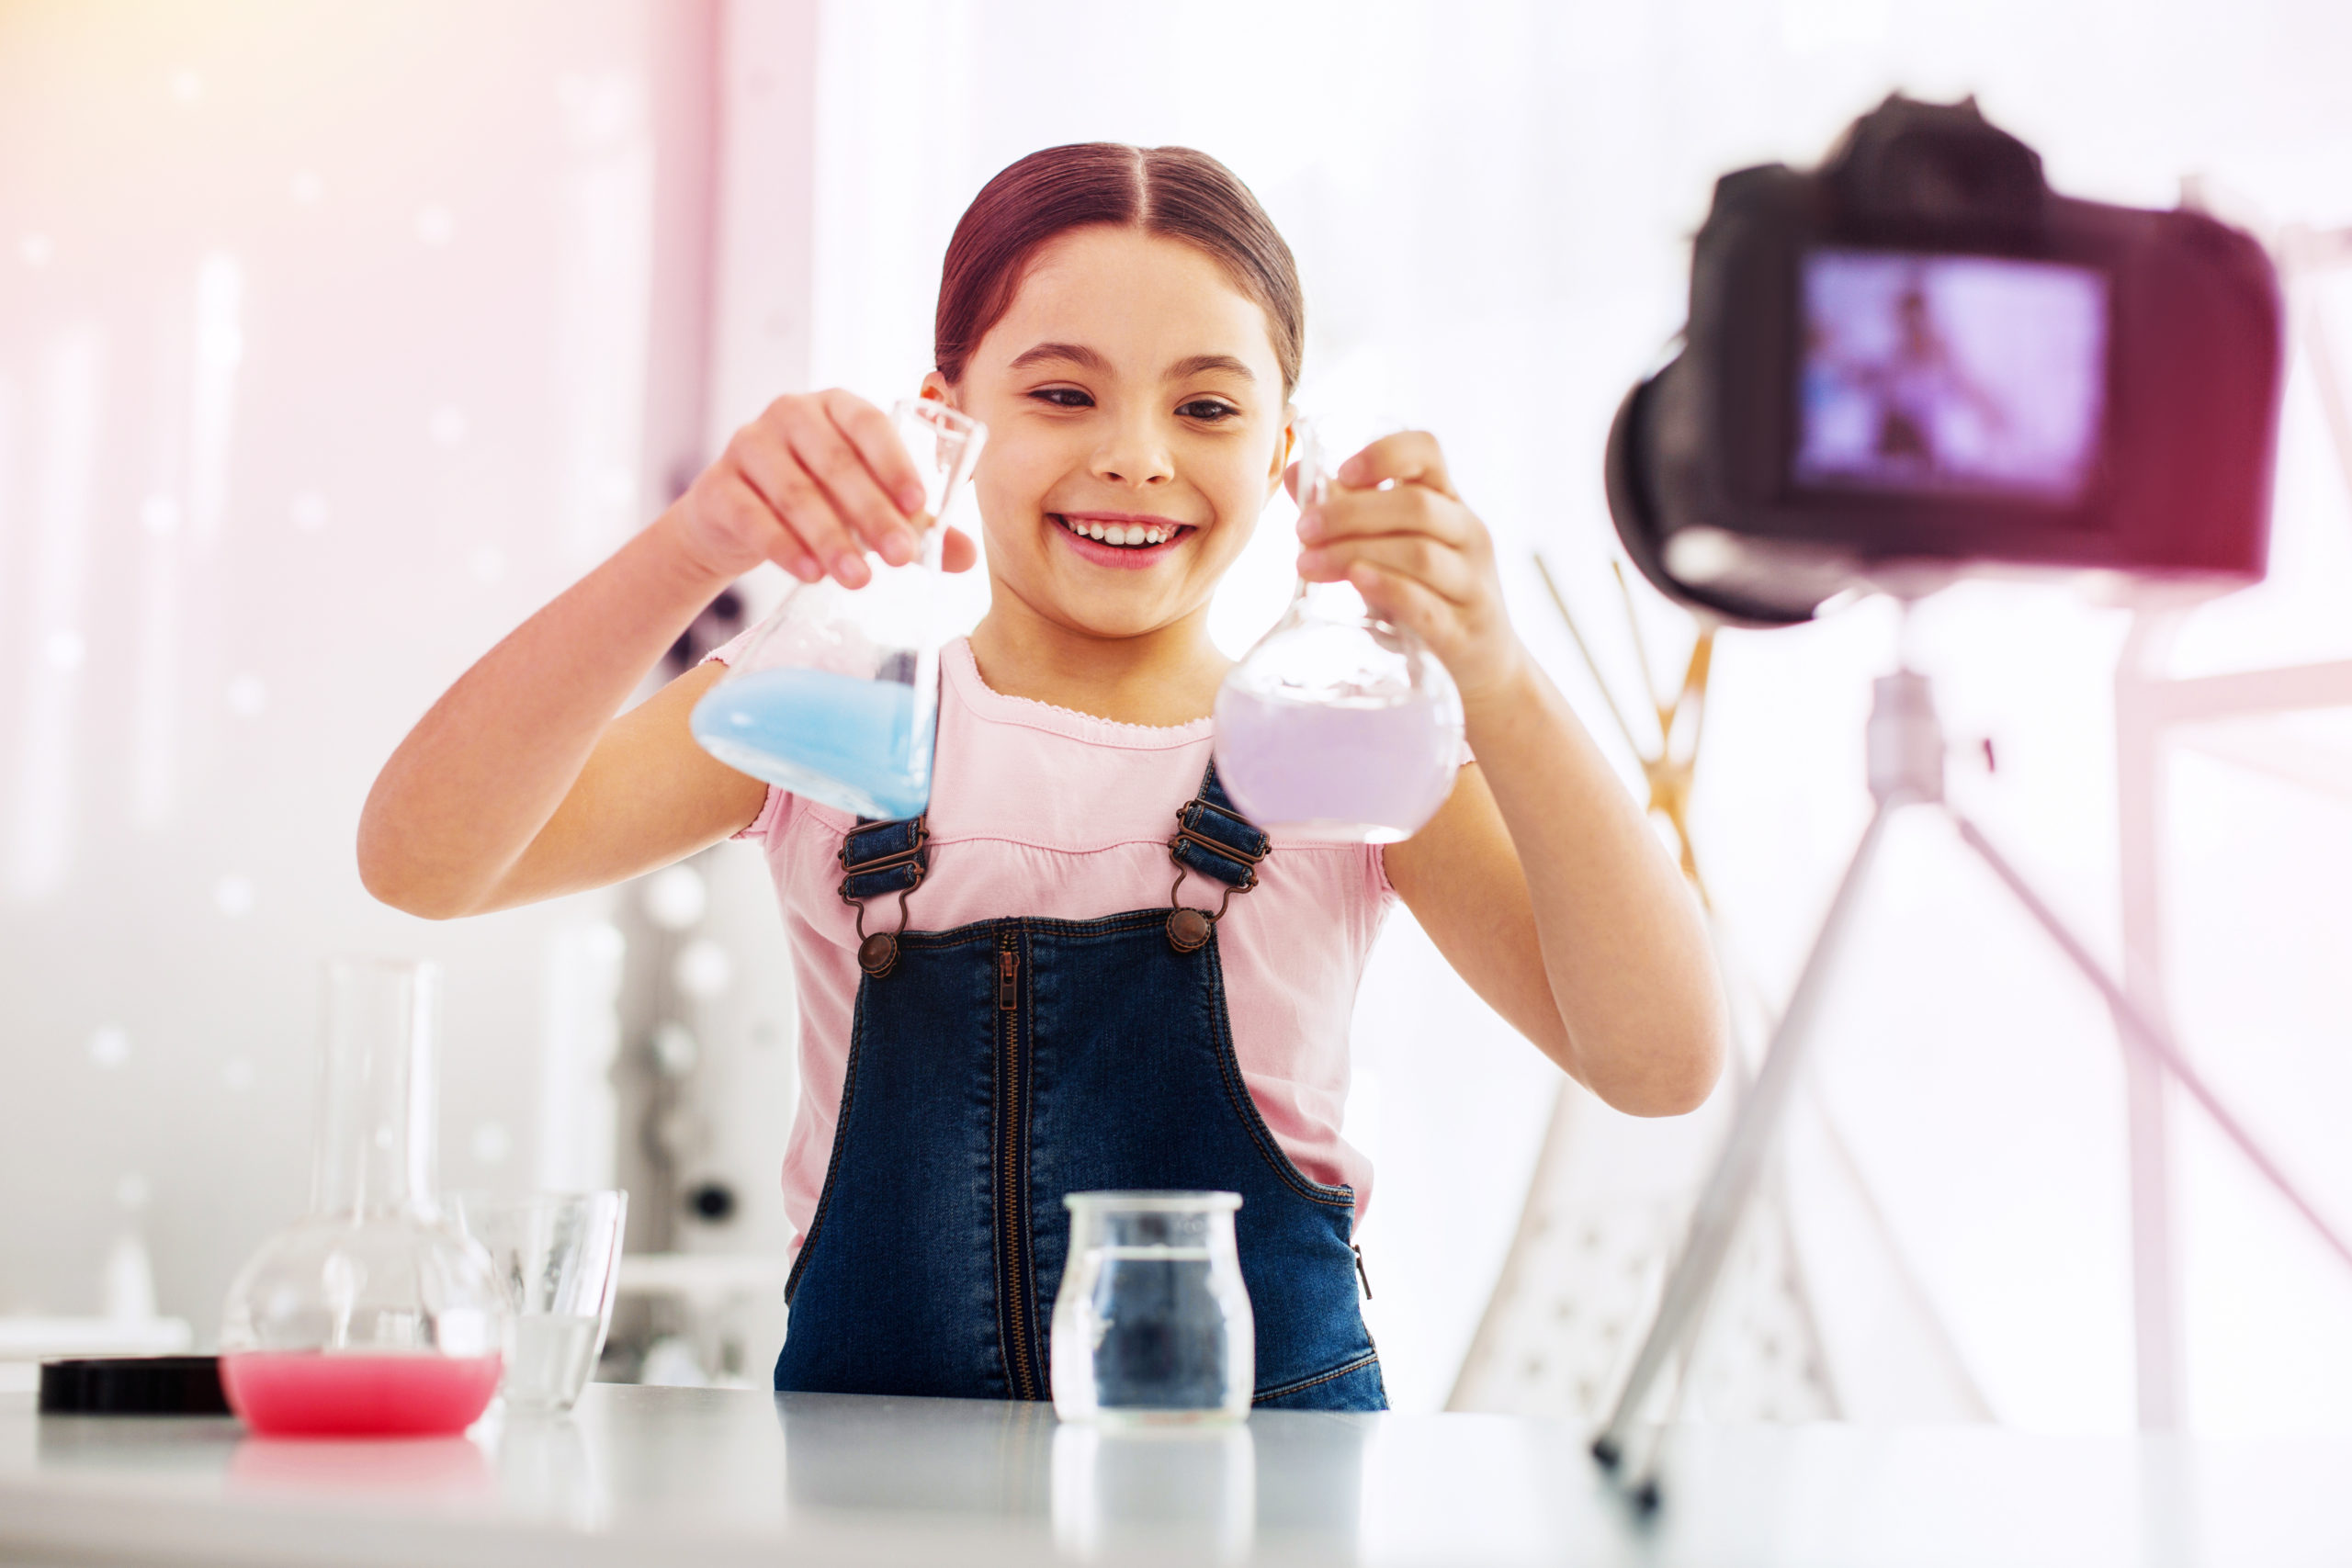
[838,815,929,978]
[1165,761,1272,953]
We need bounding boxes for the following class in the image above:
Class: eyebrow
[1164,354,1256,383]
[1007,342,1111,375]
[1004,343,1257,384]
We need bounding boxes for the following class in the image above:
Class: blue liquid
[690,667,932,820]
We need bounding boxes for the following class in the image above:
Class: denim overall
[773,763,1385,1411]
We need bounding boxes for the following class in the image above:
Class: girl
[360,144,1724,1411]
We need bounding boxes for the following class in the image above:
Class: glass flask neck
[311,959,440,1220]
[1292,577,1374,626]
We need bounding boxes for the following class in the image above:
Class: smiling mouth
[1051,513,1194,549]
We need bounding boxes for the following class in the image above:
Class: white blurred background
[3,0,2348,1429]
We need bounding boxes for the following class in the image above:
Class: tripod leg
[1593,796,1907,1490]
[1949,810,2352,1277]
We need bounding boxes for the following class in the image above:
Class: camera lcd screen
[1793,250,2109,502]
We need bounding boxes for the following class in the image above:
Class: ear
[920,370,956,410]
[1267,404,1297,497]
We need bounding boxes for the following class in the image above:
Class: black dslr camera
[1606,96,2285,626]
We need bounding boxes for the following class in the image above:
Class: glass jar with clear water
[1051,1192,1253,1426]
[1213,419,1464,842]
[218,960,506,1438]
[689,399,986,821]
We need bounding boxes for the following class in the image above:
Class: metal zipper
[995,937,1041,1400]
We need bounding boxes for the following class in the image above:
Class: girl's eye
[1179,400,1239,423]
[1029,387,1092,410]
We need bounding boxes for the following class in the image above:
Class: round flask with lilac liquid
[1214,422,1464,843]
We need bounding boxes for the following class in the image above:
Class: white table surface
[5,1382,2348,1567]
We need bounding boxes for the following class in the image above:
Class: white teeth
[1063,517,1180,547]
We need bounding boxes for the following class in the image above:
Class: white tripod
[1590,654,2352,1512]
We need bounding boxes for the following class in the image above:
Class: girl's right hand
[662,389,979,589]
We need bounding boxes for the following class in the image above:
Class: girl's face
[930,225,1291,644]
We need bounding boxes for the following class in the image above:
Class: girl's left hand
[1294,433,1527,706]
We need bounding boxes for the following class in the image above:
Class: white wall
[0,1,711,1336]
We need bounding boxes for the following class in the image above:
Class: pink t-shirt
[715,637,1396,1252]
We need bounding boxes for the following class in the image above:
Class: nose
[1091,410,1174,490]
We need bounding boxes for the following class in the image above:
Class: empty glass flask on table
[446,1190,628,1415]
[690,399,987,821]
[218,959,506,1438]
[1051,1192,1254,1427]
[1213,421,1464,842]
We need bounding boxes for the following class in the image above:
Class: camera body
[1609,96,2285,626]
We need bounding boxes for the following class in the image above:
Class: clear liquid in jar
[1054,1245,1245,1425]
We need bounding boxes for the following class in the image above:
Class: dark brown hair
[934,144,1304,395]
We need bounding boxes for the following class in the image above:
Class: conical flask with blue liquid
[691,400,986,820]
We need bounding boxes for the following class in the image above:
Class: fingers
[1299,476,1480,550]
[1286,429,1529,699]
[713,475,821,582]
[772,395,924,570]
[1337,559,1460,645]
[1295,443,1492,606]
[1335,430,1456,499]
[823,390,931,525]
[728,426,873,588]
[678,389,963,589]
[719,393,934,589]
[1298,532,1480,605]
[941,526,978,574]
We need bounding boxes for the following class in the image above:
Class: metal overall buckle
[838,819,930,978]
[1164,795,1267,953]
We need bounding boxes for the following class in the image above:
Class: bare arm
[1385,676,1724,1115]
[1299,434,1724,1115]
[359,389,963,919]
[356,525,761,918]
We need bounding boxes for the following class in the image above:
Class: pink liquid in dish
[1212,687,1458,842]
[222,1351,503,1438]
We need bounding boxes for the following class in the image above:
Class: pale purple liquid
[1212,688,1457,842]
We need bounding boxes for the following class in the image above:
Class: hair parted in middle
[933,143,1305,396]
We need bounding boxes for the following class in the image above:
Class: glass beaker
[1051,1192,1253,1427]
[690,398,987,821]
[1213,420,1464,843]
[219,959,506,1438]
[446,1190,628,1415]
